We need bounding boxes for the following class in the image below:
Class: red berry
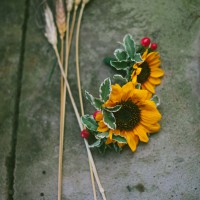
[150,43,158,50]
[81,129,90,139]
[141,37,151,47]
[93,110,101,119]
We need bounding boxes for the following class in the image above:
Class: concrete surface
[0,0,200,200]
[0,0,25,199]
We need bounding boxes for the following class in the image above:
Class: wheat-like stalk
[75,0,81,6]
[56,0,66,40]
[44,4,106,200]
[55,1,67,200]
[44,1,64,200]
[75,1,106,200]
[66,0,73,12]
[69,2,97,199]
[82,0,90,4]
[44,4,57,47]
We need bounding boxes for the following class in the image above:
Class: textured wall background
[0,0,200,200]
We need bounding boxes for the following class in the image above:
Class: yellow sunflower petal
[131,88,150,103]
[146,52,160,63]
[113,129,121,135]
[105,137,113,145]
[150,68,164,78]
[141,49,148,59]
[97,126,109,132]
[109,129,114,140]
[149,63,161,69]
[134,125,149,142]
[124,131,139,152]
[97,120,109,132]
[118,130,126,138]
[131,70,137,83]
[141,108,162,124]
[140,122,161,133]
[143,81,155,94]
[148,77,161,85]
[148,60,161,66]
[95,112,103,121]
[121,82,135,101]
[104,84,122,107]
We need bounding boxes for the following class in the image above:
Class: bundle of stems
[44,1,106,200]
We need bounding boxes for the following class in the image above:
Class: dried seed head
[56,0,66,39]
[44,4,57,46]
[66,0,74,12]
[75,0,81,6]
[83,0,90,4]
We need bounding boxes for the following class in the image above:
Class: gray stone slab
[14,0,200,200]
[0,1,25,199]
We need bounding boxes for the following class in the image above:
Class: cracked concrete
[0,0,200,200]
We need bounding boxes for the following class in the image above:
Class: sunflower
[95,82,161,152]
[131,50,164,94]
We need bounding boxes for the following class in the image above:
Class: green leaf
[104,105,122,112]
[151,95,160,107]
[98,142,108,154]
[81,115,98,131]
[110,60,129,70]
[93,98,104,110]
[102,110,116,130]
[112,143,123,152]
[103,57,116,67]
[95,132,109,139]
[89,140,102,148]
[85,90,94,105]
[112,135,127,143]
[132,53,143,63]
[114,49,128,61]
[123,34,136,60]
[85,91,103,110]
[125,67,134,81]
[113,74,128,86]
[99,78,112,102]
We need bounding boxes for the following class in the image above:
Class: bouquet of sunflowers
[43,1,164,197]
[81,34,164,153]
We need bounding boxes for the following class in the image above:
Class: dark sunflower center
[137,61,150,84]
[114,100,141,131]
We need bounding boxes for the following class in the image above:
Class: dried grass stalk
[75,0,81,6]
[66,0,74,12]
[82,0,90,4]
[56,0,66,39]
[44,3,106,200]
[44,4,57,47]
